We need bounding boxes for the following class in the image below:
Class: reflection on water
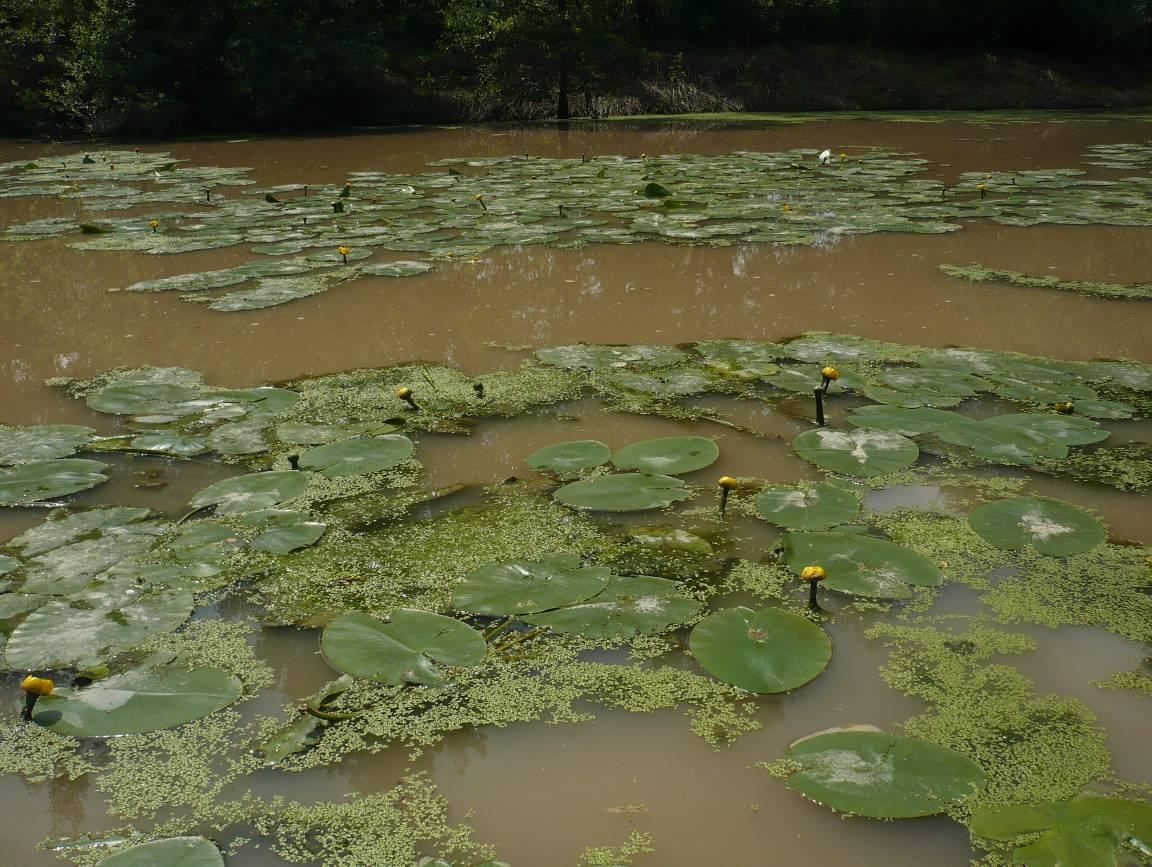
[1,119,1150,866]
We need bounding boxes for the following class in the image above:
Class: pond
[0,116,1150,867]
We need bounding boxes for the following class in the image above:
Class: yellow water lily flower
[801,565,827,582]
[821,366,840,380]
[148,219,159,233]
[718,476,737,489]
[397,387,412,399]
[21,676,54,696]
[781,203,793,212]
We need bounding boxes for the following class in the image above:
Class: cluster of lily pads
[0,331,1149,865]
[5,141,1152,311]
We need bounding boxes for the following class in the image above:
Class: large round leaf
[792,429,918,477]
[755,483,860,530]
[935,417,1068,465]
[298,435,414,476]
[4,585,194,669]
[35,665,242,736]
[452,554,611,615]
[611,436,719,475]
[695,339,784,379]
[553,473,692,511]
[94,837,224,867]
[86,382,204,415]
[189,470,308,513]
[0,459,108,504]
[783,532,942,598]
[321,609,487,686]
[783,727,985,817]
[525,575,700,638]
[969,795,1152,867]
[0,425,94,465]
[534,344,686,371]
[967,496,1105,556]
[979,413,1109,446]
[845,405,958,436]
[6,506,154,557]
[527,440,611,472]
[689,606,831,693]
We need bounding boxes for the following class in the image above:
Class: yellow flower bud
[718,476,737,489]
[1054,401,1075,414]
[21,676,54,696]
[148,219,159,228]
[801,565,827,582]
[337,246,351,256]
[782,203,792,212]
[472,194,484,200]
[397,387,412,399]
[821,366,840,380]
[839,153,848,160]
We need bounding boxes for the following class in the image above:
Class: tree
[442,0,639,118]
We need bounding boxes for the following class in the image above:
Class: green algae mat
[0,330,1149,865]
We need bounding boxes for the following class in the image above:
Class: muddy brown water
[1,120,1150,866]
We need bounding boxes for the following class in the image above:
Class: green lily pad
[188,470,308,514]
[275,421,398,445]
[792,429,919,477]
[0,555,19,576]
[755,483,860,530]
[525,574,700,638]
[0,459,109,504]
[695,339,784,379]
[783,532,942,598]
[844,405,958,436]
[969,795,1152,867]
[689,606,832,693]
[553,473,692,511]
[1071,400,1136,420]
[34,663,242,736]
[601,368,715,395]
[782,727,985,817]
[0,425,94,465]
[527,440,612,472]
[90,836,225,866]
[321,609,487,686]
[359,260,432,277]
[128,432,210,457]
[935,417,1068,465]
[4,584,193,669]
[298,435,415,476]
[452,554,611,615]
[249,518,327,554]
[611,436,719,475]
[967,496,1106,556]
[765,365,861,394]
[534,343,687,371]
[5,506,154,557]
[979,413,1109,446]
[86,382,204,415]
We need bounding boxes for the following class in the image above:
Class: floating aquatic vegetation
[188,470,309,514]
[34,657,243,736]
[553,472,693,511]
[0,458,109,504]
[939,263,1152,301]
[610,436,719,474]
[297,435,415,477]
[94,837,225,867]
[792,429,920,478]
[688,606,831,692]
[321,609,487,685]
[523,574,701,639]
[452,554,612,615]
[536,343,688,371]
[782,531,942,598]
[967,496,1106,556]
[770,726,985,818]
[970,794,1152,867]
[527,439,612,472]
[754,482,860,530]
[0,424,94,465]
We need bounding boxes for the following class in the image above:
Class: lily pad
[969,795,1152,867]
[5,506,154,557]
[792,429,919,477]
[0,425,94,465]
[128,432,210,457]
[783,532,942,598]
[534,343,687,371]
[935,416,1069,465]
[321,609,487,686]
[967,496,1106,556]
[452,554,611,615]
[527,440,612,472]
[553,473,692,511]
[525,574,701,638]
[188,470,308,514]
[611,436,719,475]
[844,405,958,436]
[782,727,985,817]
[755,483,860,530]
[689,606,831,693]
[0,459,109,504]
[34,663,242,736]
[979,413,1109,446]
[91,837,225,867]
[297,435,415,476]
[695,339,784,378]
